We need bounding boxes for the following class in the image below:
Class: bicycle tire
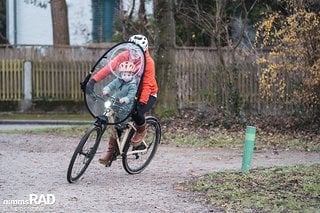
[122,116,161,174]
[67,125,103,183]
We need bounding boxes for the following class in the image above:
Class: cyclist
[103,61,137,122]
[87,34,158,165]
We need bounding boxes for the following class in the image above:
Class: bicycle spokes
[67,126,102,183]
[122,117,161,174]
[67,116,161,182]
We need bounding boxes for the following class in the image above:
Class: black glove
[86,79,96,95]
[80,74,91,92]
[132,101,146,117]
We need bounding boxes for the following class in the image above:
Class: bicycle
[67,93,161,183]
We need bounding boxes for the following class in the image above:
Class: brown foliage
[161,106,320,136]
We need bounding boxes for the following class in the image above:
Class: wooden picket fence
[0,58,273,114]
[32,60,91,100]
[0,45,305,114]
[0,60,92,101]
[176,60,260,108]
[0,60,24,100]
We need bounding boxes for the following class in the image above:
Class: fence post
[241,126,256,173]
[21,60,32,112]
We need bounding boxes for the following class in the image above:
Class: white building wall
[6,0,152,46]
[16,1,52,45]
[66,0,92,45]
[122,0,153,18]
[7,0,92,45]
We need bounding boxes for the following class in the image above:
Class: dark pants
[132,95,157,126]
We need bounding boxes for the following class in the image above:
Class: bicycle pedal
[104,154,118,167]
[105,161,112,167]
[132,143,146,151]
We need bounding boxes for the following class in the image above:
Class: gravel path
[1,133,319,212]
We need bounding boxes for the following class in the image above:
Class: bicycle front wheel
[67,125,104,183]
[122,116,161,174]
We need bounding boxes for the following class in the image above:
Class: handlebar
[103,93,120,103]
[86,91,133,123]
[88,92,120,104]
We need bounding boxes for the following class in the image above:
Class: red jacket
[92,50,158,104]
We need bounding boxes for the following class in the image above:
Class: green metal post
[241,126,256,173]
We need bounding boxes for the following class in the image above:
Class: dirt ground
[0,133,319,212]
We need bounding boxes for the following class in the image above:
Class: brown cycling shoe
[131,123,146,146]
[99,137,116,165]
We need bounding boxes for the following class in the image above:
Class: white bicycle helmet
[128,34,148,51]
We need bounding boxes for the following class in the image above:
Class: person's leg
[99,129,117,165]
[131,96,156,144]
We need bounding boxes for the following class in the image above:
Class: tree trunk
[51,0,70,45]
[154,0,177,116]
[138,0,147,34]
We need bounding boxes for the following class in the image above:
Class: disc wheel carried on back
[67,125,103,183]
[122,116,161,174]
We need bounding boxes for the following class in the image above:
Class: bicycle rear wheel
[122,116,161,174]
[67,125,104,183]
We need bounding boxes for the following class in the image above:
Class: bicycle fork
[105,122,136,167]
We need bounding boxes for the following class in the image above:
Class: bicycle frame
[115,121,149,156]
[67,96,161,182]
[94,95,148,161]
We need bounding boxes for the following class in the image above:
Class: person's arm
[87,51,130,95]
[92,51,129,82]
[103,79,118,95]
[139,57,155,104]
[120,83,137,104]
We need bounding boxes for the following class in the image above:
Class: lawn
[182,164,320,212]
